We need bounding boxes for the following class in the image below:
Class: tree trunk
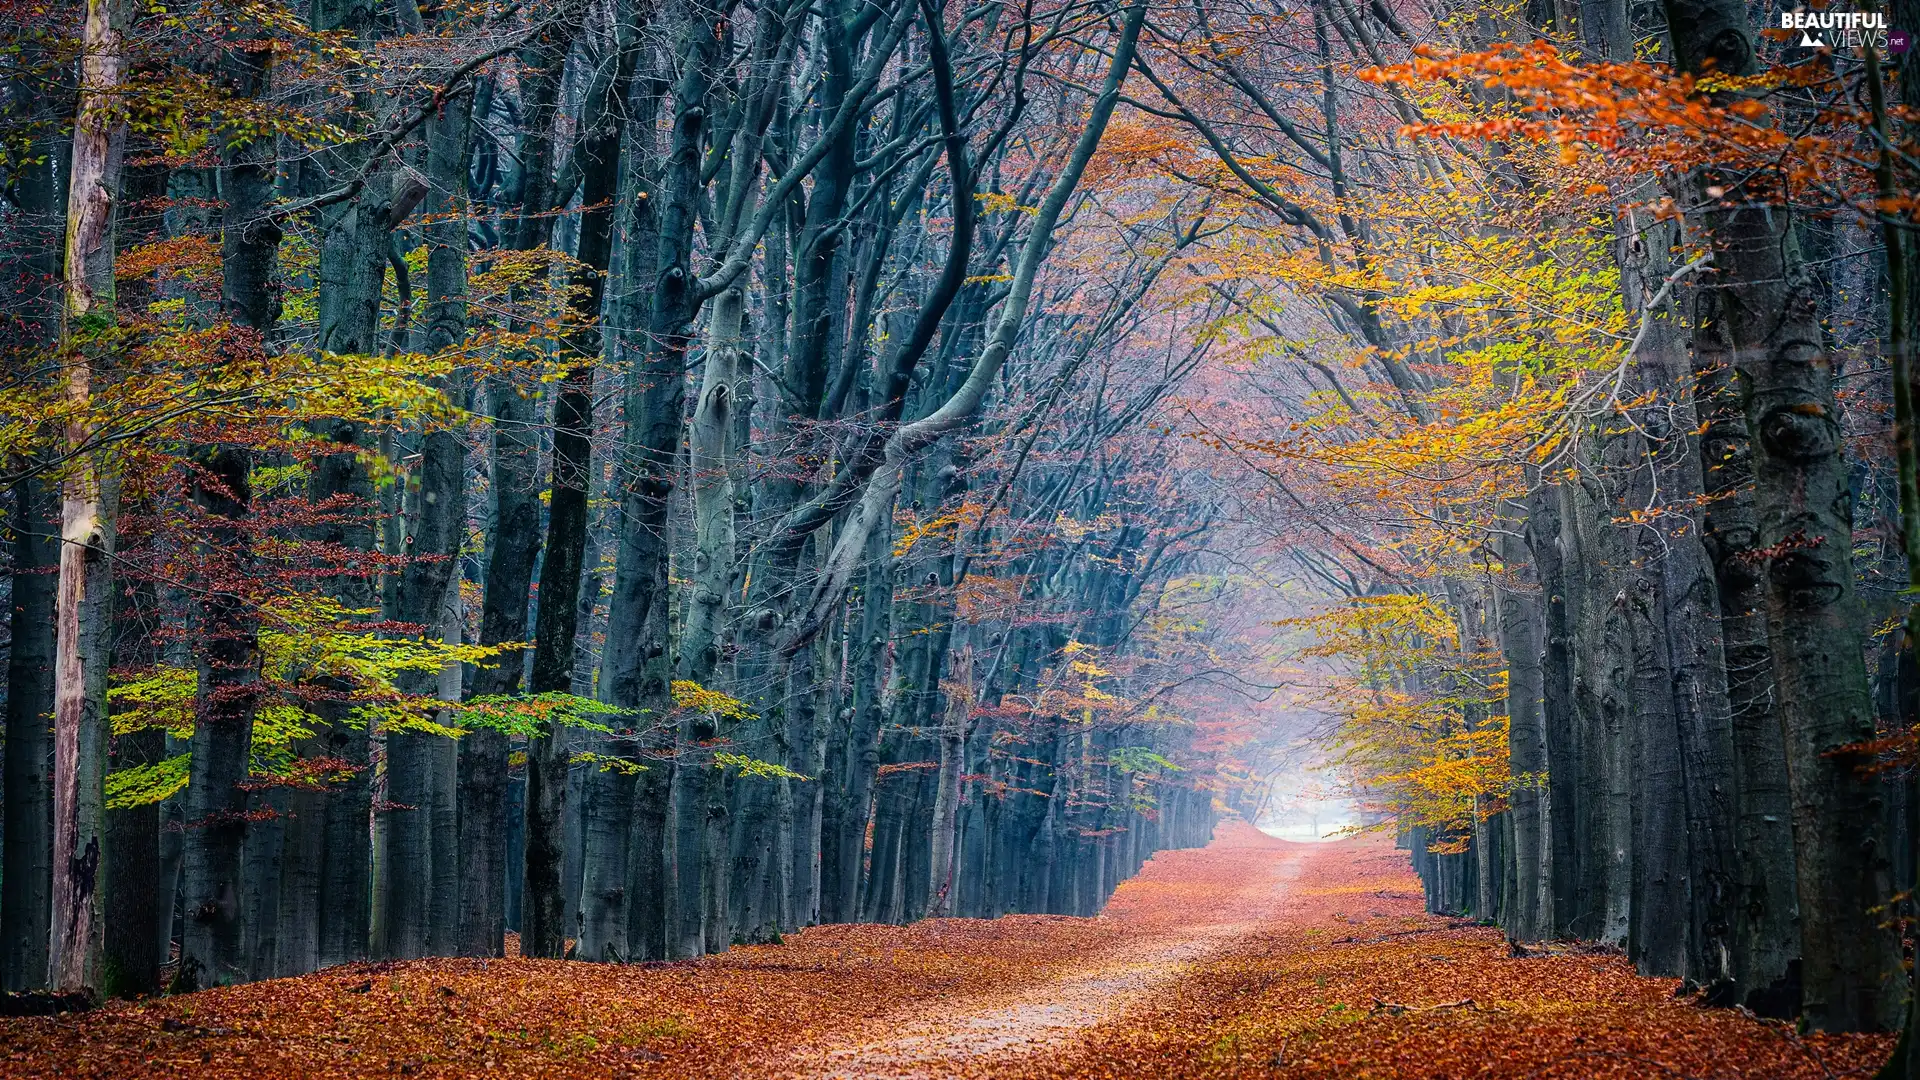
[1524,482,1582,938]
[830,531,892,924]
[3,480,57,990]
[1564,465,1633,946]
[427,587,465,959]
[1694,289,1801,1012]
[790,639,832,928]
[1495,532,1552,943]
[178,5,280,987]
[458,40,566,959]
[315,444,375,970]
[926,667,968,917]
[1618,209,1743,986]
[635,13,717,958]
[520,265,601,962]
[2,51,63,991]
[179,445,261,991]
[596,124,680,958]
[1662,0,1902,1030]
[102,726,162,996]
[48,0,134,998]
[522,351,591,958]
[1623,549,1689,977]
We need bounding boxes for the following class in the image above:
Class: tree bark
[1694,289,1800,1012]
[828,530,892,923]
[1662,0,1903,1030]
[926,658,969,917]
[458,30,569,961]
[1495,532,1552,943]
[1523,482,1582,938]
[102,726,163,996]
[3,480,57,989]
[179,449,259,989]
[47,0,133,997]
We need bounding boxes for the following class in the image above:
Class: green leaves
[456,692,625,738]
[713,752,810,782]
[1109,746,1182,775]
[105,753,191,809]
[570,750,648,775]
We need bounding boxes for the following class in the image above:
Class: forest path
[781,832,1309,1079]
[0,825,1894,1079]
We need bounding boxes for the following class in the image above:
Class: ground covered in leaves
[1,824,1895,1079]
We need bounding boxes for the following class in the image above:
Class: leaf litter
[0,823,1892,1079]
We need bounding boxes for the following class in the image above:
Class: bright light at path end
[1256,795,1357,842]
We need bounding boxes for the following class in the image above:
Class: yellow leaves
[712,751,811,782]
[1020,639,1135,720]
[251,702,320,746]
[1213,186,1625,561]
[670,680,757,721]
[571,749,648,775]
[0,237,599,490]
[0,334,465,479]
[260,595,519,692]
[108,597,527,798]
[975,191,1039,216]
[1285,593,1512,840]
[104,754,192,810]
[1279,593,1460,669]
[892,501,986,557]
[293,349,465,428]
[1376,716,1514,829]
[109,666,198,737]
[360,704,467,739]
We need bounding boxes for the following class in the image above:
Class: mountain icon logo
[1799,28,1823,45]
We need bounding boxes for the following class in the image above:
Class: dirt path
[787,841,1306,1079]
[0,824,1896,1080]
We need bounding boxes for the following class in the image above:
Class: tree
[47,0,133,996]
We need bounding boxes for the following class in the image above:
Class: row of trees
[1091,0,1920,1048]
[0,0,1245,999]
[10,0,1918,1055]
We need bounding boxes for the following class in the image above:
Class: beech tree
[0,0,1913,1053]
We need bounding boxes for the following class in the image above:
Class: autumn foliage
[0,824,1893,1079]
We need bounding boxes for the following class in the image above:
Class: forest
[0,0,1918,1072]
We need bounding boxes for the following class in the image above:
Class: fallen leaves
[0,824,1894,1079]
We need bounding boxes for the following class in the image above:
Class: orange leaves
[1050,832,1895,1080]
[892,500,987,558]
[952,572,1033,624]
[0,828,1894,1079]
[1360,40,1876,216]
[1084,118,1197,186]
[1375,717,1515,829]
[116,235,221,282]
